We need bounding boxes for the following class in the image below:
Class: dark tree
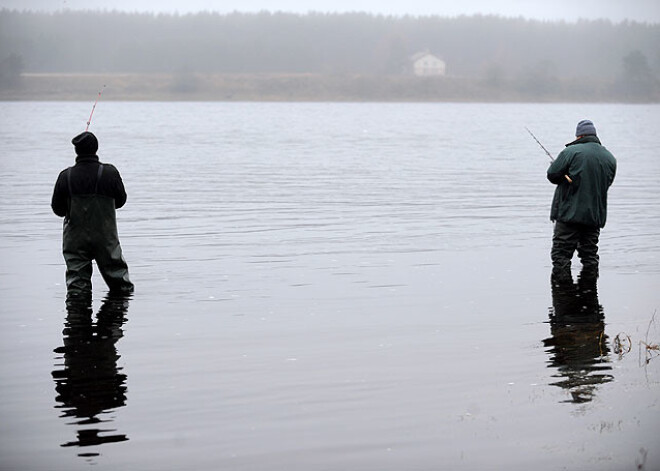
[0,53,23,88]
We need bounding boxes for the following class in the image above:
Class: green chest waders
[62,164,133,295]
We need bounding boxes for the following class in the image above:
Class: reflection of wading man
[51,132,134,297]
[547,120,617,279]
[544,274,612,403]
[52,293,130,449]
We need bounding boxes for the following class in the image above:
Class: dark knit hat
[72,131,98,155]
[575,119,597,137]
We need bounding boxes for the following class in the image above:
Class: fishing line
[525,126,572,183]
[85,85,106,131]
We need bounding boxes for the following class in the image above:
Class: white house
[411,52,446,77]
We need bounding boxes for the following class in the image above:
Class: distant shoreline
[1,73,657,103]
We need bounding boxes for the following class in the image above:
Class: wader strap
[94,164,104,194]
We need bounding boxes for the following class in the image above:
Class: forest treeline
[1,10,659,101]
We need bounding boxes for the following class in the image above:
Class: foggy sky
[2,0,660,23]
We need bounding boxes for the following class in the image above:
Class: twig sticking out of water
[639,310,659,365]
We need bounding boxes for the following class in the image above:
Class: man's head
[575,119,597,138]
[72,131,98,155]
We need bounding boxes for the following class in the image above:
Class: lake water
[0,102,659,470]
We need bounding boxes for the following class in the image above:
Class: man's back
[548,136,617,228]
[51,155,127,218]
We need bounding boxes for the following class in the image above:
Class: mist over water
[2,11,659,103]
[0,102,659,470]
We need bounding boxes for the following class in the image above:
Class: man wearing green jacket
[547,120,617,279]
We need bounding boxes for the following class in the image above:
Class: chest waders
[63,164,133,295]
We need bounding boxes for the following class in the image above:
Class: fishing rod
[85,85,106,131]
[525,126,554,162]
[525,126,572,183]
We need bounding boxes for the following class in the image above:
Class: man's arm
[547,152,572,184]
[51,171,68,217]
[106,164,127,209]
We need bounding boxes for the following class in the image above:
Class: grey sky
[2,0,659,23]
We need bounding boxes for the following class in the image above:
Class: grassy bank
[0,73,657,102]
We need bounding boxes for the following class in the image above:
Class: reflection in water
[52,293,131,457]
[543,271,612,404]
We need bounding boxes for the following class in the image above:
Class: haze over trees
[1,10,658,101]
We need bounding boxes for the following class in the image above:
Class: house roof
[410,51,444,63]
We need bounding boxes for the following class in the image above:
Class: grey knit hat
[575,119,597,137]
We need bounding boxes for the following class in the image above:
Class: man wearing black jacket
[51,132,134,297]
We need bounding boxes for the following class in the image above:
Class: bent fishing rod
[525,126,572,183]
[85,85,106,131]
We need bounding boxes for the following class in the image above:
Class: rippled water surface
[1,102,659,470]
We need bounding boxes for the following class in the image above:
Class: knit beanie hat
[575,120,597,137]
[72,131,98,155]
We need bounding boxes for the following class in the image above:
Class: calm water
[0,102,659,470]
